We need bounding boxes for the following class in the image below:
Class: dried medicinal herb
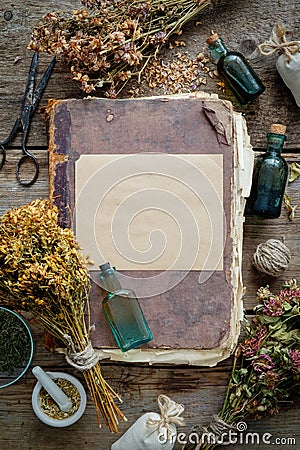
[0,309,31,375]
[28,0,211,94]
[39,378,80,420]
[184,280,300,450]
[0,200,124,431]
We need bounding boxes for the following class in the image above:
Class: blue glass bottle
[99,262,153,352]
[207,33,265,105]
[245,124,288,219]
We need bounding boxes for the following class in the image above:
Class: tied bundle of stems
[184,281,300,450]
[0,199,124,431]
[28,0,211,95]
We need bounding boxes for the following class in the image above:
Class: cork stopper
[206,33,219,45]
[269,123,286,135]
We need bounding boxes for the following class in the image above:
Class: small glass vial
[99,262,153,352]
[245,124,288,219]
[206,33,265,105]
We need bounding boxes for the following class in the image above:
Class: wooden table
[0,1,299,449]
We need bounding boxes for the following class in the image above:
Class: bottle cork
[269,123,286,135]
[206,33,219,45]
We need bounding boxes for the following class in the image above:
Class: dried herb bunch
[28,0,211,95]
[184,280,300,450]
[0,199,124,431]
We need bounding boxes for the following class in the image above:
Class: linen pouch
[111,394,185,450]
[259,22,300,106]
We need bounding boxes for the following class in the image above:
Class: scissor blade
[22,52,39,109]
[31,56,56,114]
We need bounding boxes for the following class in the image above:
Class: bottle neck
[100,267,122,293]
[208,37,229,60]
[265,132,286,155]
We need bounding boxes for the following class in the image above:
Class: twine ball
[252,239,291,276]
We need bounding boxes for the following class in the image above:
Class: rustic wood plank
[1,0,300,148]
[0,149,49,215]
[0,0,299,448]
[1,381,298,450]
[1,323,299,450]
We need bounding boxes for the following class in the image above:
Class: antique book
[47,92,253,366]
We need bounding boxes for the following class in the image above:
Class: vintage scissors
[0,52,56,186]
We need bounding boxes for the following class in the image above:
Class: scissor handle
[16,153,39,186]
[0,144,6,170]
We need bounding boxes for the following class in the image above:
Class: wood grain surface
[0,0,299,449]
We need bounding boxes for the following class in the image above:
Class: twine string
[259,22,300,61]
[191,415,236,449]
[252,239,291,277]
[63,333,100,371]
[146,394,185,440]
[208,414,235,437]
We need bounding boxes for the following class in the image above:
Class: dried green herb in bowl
[0,307,34,388]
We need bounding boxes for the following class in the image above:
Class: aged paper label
[75,153,224,271]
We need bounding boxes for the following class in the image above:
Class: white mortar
[32,371,87,427]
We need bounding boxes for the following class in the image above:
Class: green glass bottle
[245,124,288,219]
[99,262,153,352]
[206,33,265,105]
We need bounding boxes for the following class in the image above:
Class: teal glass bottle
[207,33,265,105]
[99,262,153,352]
[245,124,288,219]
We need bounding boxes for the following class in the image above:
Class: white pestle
[32,366,73,412]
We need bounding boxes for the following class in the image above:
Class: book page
[75,153,224,271]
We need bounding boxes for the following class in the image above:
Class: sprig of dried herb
[0,199,124,431]
[28,0,211,95]
[184,280,300,449]
[0,309,31,375]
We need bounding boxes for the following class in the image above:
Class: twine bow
[146,394,185,440]
[259,22,300,61]
[63,333,100,371]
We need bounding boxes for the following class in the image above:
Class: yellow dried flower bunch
[28,0,211,95]
[0,199,124,431]
[0,201,88,313]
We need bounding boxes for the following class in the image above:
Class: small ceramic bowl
[32,371,87,427]
[0,307,34,389]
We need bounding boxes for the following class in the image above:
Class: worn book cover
[47,92,253,366]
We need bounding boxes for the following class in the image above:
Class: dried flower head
[252,354,275,373]
[262,295,284,316]
[289,349,300,373]
[279,288,300,303]
[240,337,259,358]
[256,285,272,300]
[282,278,298,289]
[258,370,280,391]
